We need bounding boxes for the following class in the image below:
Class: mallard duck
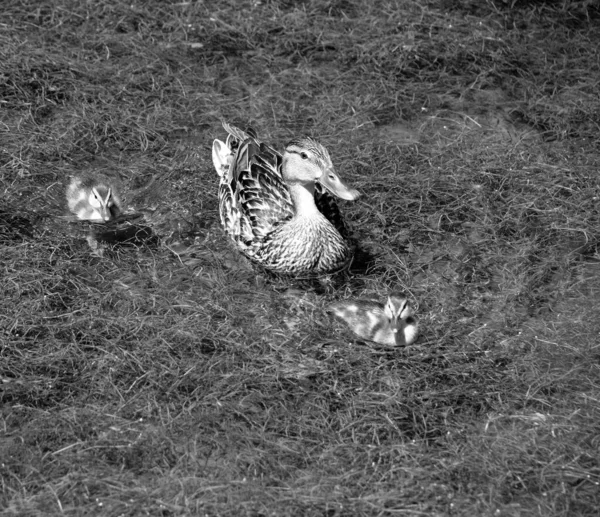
[66,174,122,222]
[212,122,360,275]
[328,294,418,346]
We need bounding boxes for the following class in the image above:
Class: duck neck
[288,181,321,218]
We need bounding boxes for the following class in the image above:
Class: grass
[2,0,600,515]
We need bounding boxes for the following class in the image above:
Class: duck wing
[222,121,257,145]
[222,124,293,244]
[314,183,352,241]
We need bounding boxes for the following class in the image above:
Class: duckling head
[283,138,359,201]
[88,185,118,222]
[68,178,120,222]
[384,295,419,346]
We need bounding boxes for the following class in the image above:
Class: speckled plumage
[66,175,122,222]
[328,294,419,346]
[212,122,359,275]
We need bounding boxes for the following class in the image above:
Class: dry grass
[2,0,600,515]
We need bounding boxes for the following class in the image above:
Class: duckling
[328,294,418,346]
[66,175,122,222]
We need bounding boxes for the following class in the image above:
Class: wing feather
[219,123,294,244]
[314,184,352,240]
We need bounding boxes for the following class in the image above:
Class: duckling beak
[318,167,360,201]
[100,208,112,222]
[392,319,408,346]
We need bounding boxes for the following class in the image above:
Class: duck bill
[318,168,360,201]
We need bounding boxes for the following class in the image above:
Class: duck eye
[300,152,308,160]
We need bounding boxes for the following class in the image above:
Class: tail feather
[212,139,231,178]
[222,121,255,144]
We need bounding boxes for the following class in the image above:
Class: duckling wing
[328,300,396,346]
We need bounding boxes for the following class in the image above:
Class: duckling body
[328,294,418,346]
[212,122,359,275]
[66,175,122,222]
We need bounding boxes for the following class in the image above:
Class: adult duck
[212,122,359,275]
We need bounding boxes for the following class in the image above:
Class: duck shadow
[66,212,159,248]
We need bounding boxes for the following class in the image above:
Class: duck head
[282,138,359,201]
